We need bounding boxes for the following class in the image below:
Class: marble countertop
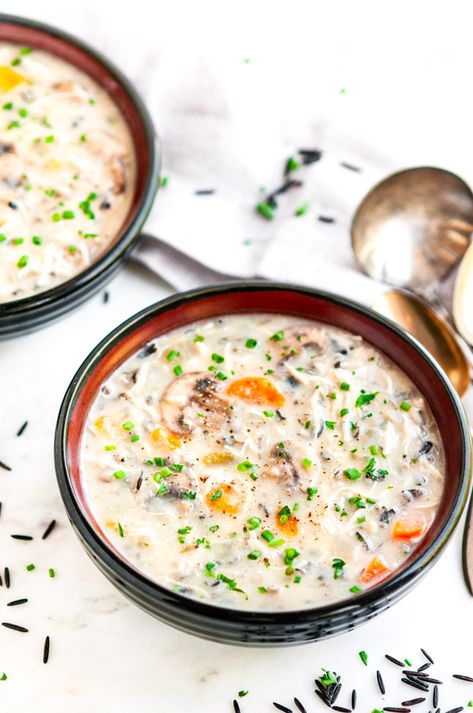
[1,1,473,711]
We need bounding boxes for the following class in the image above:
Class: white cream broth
[0,44,135,302]
[81,314,445,611]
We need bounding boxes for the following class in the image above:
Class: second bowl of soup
[55,283,471,645]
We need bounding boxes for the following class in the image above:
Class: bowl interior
[0,17,153,257]
[62,285,470,605]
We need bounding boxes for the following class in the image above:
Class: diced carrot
[392,515,426,540]
[0,66,26,92]
[227,377,284,407]
[275,513,299,536]
[167,433,182,450]
[359,556,390,583]
[205,483,240,514]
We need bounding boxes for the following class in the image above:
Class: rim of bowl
[55,282,472,626]
[0,13,160,318]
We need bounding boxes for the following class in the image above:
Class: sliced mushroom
[270,324,330,360]
[108,156,126,195]
[160,372,231,435]
[264,441,303,493]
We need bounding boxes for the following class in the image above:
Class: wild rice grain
[402,698,426,706]
[421,649,434,664]
[195,189,215,195]
[2,622,28,632]
[332,706,350,712]
[377,670,386,695]
[16,421,28,437]
[383,708,411,712]
[340,161,362,172]
[4,567,10,588]
[386,655,405,667]
[453,675,473,683]
[43,635,50,664]
[103,291,109,304]
[294,698,307,713]
[444,708,464,713]
[315,689,333,708]
[418,663,431,672]
[352,689,357,710]
[0,459,12,471]
[11,534,33,540]
[401,678,429,692]
[41,520,56,540]
[7,599,28,606]
[273,703,292,713]
[433,684,439,708]
[233,700,241,713]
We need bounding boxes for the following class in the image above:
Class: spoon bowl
[453,241,473,346]
[352,167,473,292]
[373,289,471,397]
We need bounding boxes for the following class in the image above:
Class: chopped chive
[32,236,42,245]
[369,444,379,455]
[45,135,55,143]
[130,434,140,443]
[302,457,312,468]
[340,408,349,417]
[113,470,126,480]
[160,176,169,187]
[340,382,350,391]
[26,563,35,571]
[258,586,267,593]
[263,410,274,418]
[325,420,336,430]
[173,365,183,376]
[209,524,219,533]
[247,550,261,560]
[344,468,362,480]
[48,568,55,578]
[355,392,378,408]
[350,585,361,593]
[117,522,124,537]
[294,202,309,216]
[359,650,368,666]
[17,255,28,269]
[166,349,180,361]
[210,489,222,501]
[256,201,275,220]
[237,460,253,471]
[193,335,204,342]
[247,517,261,530]
[307,486,318,500]
[400,401,411,411]
[211,353,224,364]
[245,338,257,348]
[104,445,116,451]
[270,330,284,341]
[122,421,134,431]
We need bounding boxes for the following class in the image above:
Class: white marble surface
[1,1,473,711]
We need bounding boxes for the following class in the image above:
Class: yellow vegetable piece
[94,416,104,431]
[0,66,26,92]
[202,451,234,466]
[151,427,161,442]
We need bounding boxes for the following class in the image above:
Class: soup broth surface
[0,43,135,302]
[81,314,445,611]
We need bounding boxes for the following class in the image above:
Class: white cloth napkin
[129,49,400,302]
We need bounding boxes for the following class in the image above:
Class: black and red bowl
[0,14,160,338]
[54,283,472,646]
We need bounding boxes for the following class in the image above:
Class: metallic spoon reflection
[352,167,473,292]
[454,241,473,346]
[373,289,471,397]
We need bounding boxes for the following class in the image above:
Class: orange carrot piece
[166,433,182,450]
[360,556,389,583]
[392,516,426,540]
[226,377,284,407]
[275,513,299,536]
[205,483,240,514]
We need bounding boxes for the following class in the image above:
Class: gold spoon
[453,241,473,346]
[373,289,471,397]
[352,166,473,296]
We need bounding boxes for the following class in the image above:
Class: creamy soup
[81,315,445,611]
[0,44,135,302]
